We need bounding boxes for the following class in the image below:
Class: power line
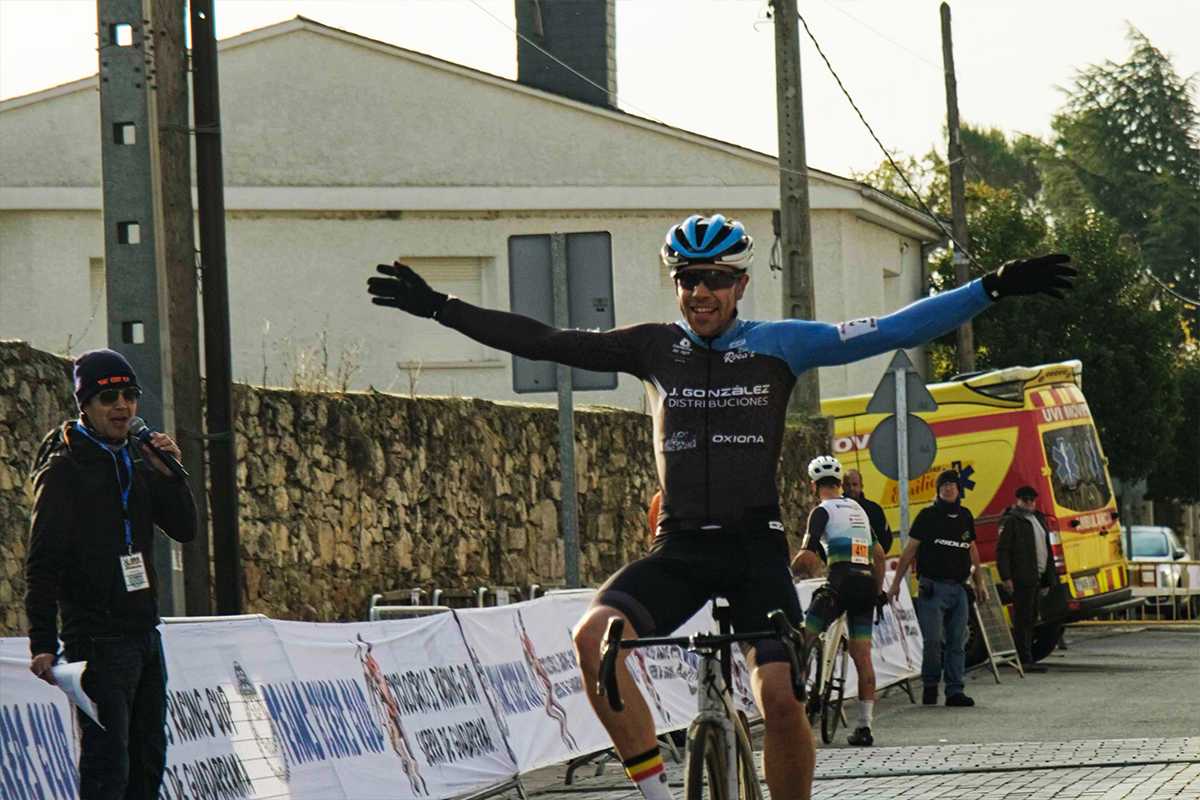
[794,10,986,273]
[465,0,668,127]
[469,0,975,257]
[1145,269,1200,308]
[816,0,943,72]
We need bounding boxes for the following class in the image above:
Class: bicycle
[799,612,850,745]
[802,593,893,744]
[597,602,805,800]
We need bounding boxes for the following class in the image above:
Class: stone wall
[0,340,828,635]
[0,342,76,636]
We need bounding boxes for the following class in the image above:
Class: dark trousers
[1010,581,1040,663]
[65,629,167,800]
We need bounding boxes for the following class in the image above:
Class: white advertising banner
[0,575,922,800]
[454,593,606,773]
[261,616,516,800]
[0,639,80,800]
[157,615,300,800]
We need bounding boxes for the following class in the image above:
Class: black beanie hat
[74,348,138,408]
[936,469,960,490]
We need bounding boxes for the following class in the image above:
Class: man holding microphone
[25,348,197,800]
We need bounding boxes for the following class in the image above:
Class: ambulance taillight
[1048,529,1068,576]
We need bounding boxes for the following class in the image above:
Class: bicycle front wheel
[734,711,764,800]
[821,636,848,744]
[685,720,730,800]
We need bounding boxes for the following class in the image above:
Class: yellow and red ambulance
[821,359,1139,662]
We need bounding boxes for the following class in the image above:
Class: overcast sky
[1,0,1195,179]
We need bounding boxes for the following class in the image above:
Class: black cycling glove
[367,262,449,319]
[980,253,1076,300]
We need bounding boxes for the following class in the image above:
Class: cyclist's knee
[572,606,634,670]
[755,665,805,725]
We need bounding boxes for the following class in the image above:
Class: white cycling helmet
[807,455,843,482]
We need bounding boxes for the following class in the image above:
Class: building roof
[0,16,941,240]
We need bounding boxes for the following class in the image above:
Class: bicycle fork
[695,653,741,799]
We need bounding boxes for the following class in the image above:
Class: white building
[0,17,942,409]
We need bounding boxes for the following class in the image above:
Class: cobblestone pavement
[492,627,1200,800]
[510,737,1200,800]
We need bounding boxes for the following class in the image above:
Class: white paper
[51,660,103,729]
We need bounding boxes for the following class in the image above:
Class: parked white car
[1121,525,1195,618]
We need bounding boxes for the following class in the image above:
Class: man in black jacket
[844,469,893,554]
[997,485,1056,672]
[25,349,197,800]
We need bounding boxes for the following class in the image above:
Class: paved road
[504,625,1200,799]
[867,624,1200,746]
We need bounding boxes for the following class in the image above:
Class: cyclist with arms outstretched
[367,215,1074,800]
[791,456,885,747]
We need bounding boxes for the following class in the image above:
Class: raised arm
[368,262,648,376]
[761,255,1075,374]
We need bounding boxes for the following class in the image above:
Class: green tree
[1045,28,1200,311]
[924,187,1184,483]
[960,125,1043,201]
[1148,351,1200,502]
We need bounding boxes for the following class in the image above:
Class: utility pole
[150,0,211,616]
[940,2,975,374]
[96,0,183,614]
[771,0,820,414]
[191,0,242,614]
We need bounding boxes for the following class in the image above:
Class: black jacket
[996,506,1056,587]
[850,493,893,554]
[25,421,197,656]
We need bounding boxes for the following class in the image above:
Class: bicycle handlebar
[595,609,807,712]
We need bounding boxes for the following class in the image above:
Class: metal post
[895,364,910,549]
[190,0,241,614]
[96,0,182,614]
[940,2,975,374]
[551,234,580,588]
[771,0,820,415]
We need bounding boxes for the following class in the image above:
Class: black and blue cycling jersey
[438,278,993,532]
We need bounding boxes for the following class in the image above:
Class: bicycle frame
[597,605,802,800]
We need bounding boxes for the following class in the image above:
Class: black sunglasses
[96,387,142,405]
[674,269,742,291]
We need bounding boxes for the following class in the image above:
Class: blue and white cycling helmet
[660,214,754,273]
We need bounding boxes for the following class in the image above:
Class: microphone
[128,417,190,481]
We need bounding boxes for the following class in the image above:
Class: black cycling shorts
[804,571,876,641]
[593,525,803,667]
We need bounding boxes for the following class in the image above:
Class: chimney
[515,0,616,109]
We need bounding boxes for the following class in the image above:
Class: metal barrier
[366,595,452,621]
[1124,559,1200,621]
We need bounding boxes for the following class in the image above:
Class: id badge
[851,540,870,565]
[120,552,150,592]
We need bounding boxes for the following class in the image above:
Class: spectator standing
[889,469,988,707]
[996,485,1056,672]
[25,349,197,800]
[844,469,894,554]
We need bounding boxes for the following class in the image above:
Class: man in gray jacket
[996,486,1057,671]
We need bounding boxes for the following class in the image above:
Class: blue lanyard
[73,422,134,553]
